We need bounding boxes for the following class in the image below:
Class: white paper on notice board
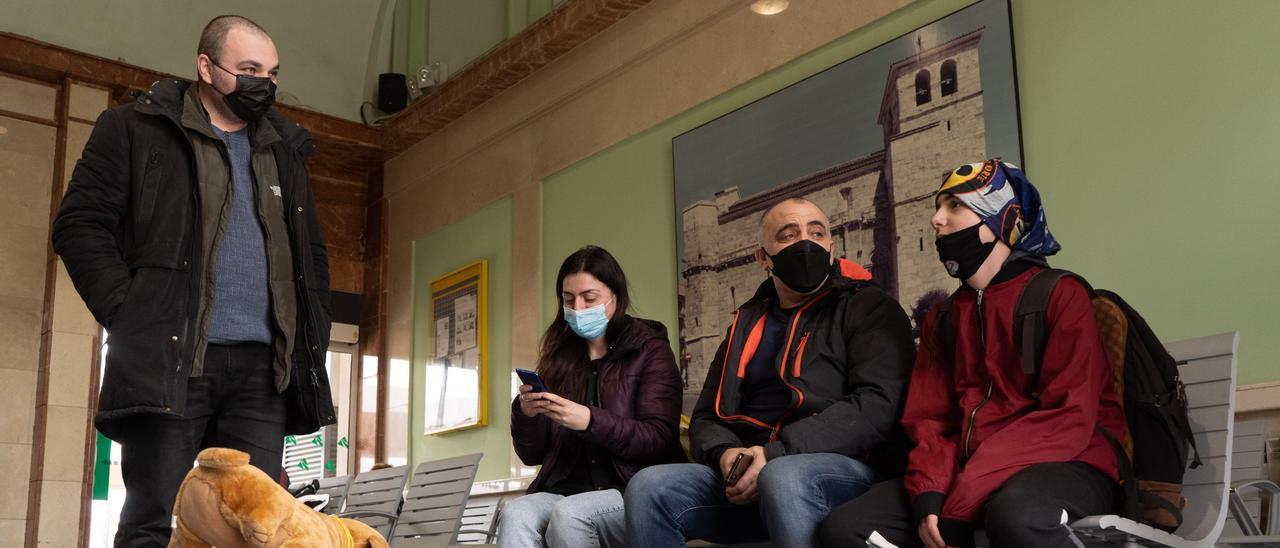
[435,316,451,358]
[454,294,477,350]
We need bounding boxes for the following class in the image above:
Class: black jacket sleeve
[764,287,915,460]
[689,323,745,469]
[511,396,554,466]
[51,108,133,328]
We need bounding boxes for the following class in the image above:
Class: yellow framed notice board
[424,260,489,435]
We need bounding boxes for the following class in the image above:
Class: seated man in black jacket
[624,198,915,548]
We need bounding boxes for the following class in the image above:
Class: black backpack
[934,268,1201,532]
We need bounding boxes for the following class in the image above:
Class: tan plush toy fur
[169,447,390,548]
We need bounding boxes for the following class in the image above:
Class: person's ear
[755,247,770,271]
[977,223,998,244]
[197,55,214,85]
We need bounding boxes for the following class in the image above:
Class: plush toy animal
[169,447,390,548]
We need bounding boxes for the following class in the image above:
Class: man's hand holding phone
[719,446,767,505]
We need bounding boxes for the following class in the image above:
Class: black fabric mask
[935,222,996,280]
[765,239,832,294]
[211,61,277,122]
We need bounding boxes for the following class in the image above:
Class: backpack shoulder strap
[1013,269,1095,377]
[929,291,959,368]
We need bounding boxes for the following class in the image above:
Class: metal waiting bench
[385,452,484,547]
[288,455,486,546]
[288,473,355,514]
[317,474,355,514]
[453,496,504,546]
[1219,420,1280,547]
[1222,420,1268,536]
[1069,331,1240,547]
[340,463,414,539]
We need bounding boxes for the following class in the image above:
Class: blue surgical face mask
[563,297,613,340]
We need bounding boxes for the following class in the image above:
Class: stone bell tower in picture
[878,28,988,321]
[679,29,988,398]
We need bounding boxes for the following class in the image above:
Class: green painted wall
[389,0,569,87]
[541,0,1280,384]
[428,0,507,74]
[410,196,514,481]
[1011,0,1280,385]
[541,142,680,332]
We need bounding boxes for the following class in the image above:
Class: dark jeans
[817,461,1117,548]
[113,342,286,547]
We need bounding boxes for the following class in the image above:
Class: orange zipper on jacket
[714,310,773,429]
[792,332,810,378]
[770,290,829,441]
[736,316,768,378]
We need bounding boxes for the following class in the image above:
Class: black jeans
[113,342,286,547]
[817,461,1117,548]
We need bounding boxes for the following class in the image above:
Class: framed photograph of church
[424,260,489,435]
[672,0,1021,412]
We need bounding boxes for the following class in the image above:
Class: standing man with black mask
[625,198,915,548]
[52,15,335,546]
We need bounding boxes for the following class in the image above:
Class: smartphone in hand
[725,452,755,486]
[515,368,549,393]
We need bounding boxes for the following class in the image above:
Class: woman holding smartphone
[499,246,685,548]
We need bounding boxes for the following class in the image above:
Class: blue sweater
[207,126,272,344]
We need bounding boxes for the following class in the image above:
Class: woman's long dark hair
[536,246,631,404]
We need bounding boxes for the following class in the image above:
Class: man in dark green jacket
[625,198,915,548]
[51,15,334,547]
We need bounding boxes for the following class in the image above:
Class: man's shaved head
[198,15,269,62]
[759,197,830,248]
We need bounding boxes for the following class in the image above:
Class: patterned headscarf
[936,159,1060,256]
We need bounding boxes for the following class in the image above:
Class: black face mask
[765,239,832,294]
[211,61,277,122]
[935,222,996,280]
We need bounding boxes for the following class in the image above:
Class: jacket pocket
[110,266,182,332]
[126,239,186,270]
[137,150,164,227]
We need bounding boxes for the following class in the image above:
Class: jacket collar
[603,316,669,358]
[954,254,1047,297]
[134,79,311,157]
[181,83,282,149]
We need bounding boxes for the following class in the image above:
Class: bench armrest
[1229,479,1280,536]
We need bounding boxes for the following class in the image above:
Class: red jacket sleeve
[903,306,963,517]
[940,278,1113,522]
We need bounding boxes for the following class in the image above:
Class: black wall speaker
[378,73,408,113]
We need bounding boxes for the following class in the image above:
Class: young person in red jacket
[501,246,685,548]
[818,160,1128,548]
